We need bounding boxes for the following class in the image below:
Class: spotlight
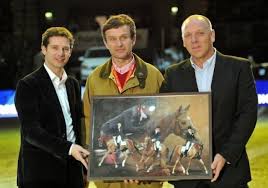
[45,12,53,21]
[171,6,178,15]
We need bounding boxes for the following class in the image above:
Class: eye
[196,31,205,36]
[183,33,191,39]
[63,47,70,52]
[108,37,116,42]
[120,35,128,40]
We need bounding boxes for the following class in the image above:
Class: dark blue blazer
[15,66,83,185]
[160,51,258,187]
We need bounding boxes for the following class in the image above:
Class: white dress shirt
[44,64,76,144]
[190,49,216,92]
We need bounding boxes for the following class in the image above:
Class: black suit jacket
[15,66,83,185]
[161,51,258,187]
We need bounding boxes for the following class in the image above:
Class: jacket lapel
[65,79,76,123]
[38,67,63,113]
[182,60,199,91]
[211,52,225,92]
[38,67,65,134]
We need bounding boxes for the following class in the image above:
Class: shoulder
[67,75,80,93]
[16,69,45,96]
[134,54,163,80]
[91,60,111,79]
[18,68,42,86]
[165,59,190,73]
[67,75,79,85]
[217,52,251,67]
[144,62,162,75]
[144,62,160,71]
[134,54,158,71]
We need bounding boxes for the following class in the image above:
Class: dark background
[1,0,267,89]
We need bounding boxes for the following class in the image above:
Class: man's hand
[211,153,226,182]
[71,144,90,169]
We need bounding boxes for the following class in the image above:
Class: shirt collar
[44,63,68,86]
[190,48,217,70]
[112,54,135,74]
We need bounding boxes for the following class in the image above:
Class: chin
[115,54,129,59]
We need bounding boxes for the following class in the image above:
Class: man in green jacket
[83,14,164,188]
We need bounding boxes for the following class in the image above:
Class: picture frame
[88,92,212,181]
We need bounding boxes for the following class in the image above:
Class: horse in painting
[136,136,169,174]
[169,142,208,175]
[98,137,139,168]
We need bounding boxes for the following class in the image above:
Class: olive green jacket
[83,53,163,145]
[82,54,164,188]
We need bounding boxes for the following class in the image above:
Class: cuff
[69,144,74,155]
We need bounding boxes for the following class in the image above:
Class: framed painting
[87,92,212,181]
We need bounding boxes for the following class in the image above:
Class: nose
[55,48,65,57]
[59,49,65,56]
[115,38,123,46]
[191,34,197,43]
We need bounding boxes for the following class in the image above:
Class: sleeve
[82,76,92,148]
[15,80,72,159]
[156,70,164,92]
[219,61,258,165]
[160,67,171,93]
[73,78,83,145]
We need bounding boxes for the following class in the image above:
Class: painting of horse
[98,104,152,146]
[97,138,118,168]
[97,137,140,168]
[169,142,208,175]
[136,136,169,174]
[88,93,211,180]
[144,104,201,142]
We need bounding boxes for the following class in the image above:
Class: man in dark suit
[15,27,89,188]
[160,15,258,188]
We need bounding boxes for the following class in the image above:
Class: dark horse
[98,104,151,146]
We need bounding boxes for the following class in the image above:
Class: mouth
[55,58,65,62]
[191,46,202,52]
[115,49,125,53]
[192,46,201,50]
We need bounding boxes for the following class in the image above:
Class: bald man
[160,15,258,188]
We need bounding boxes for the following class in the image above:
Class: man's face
[182,19,215,63]
[104,25,135,61]
[41,36,71,71]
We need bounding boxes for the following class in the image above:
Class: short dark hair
[41,27,74,48]
[102,14,136,42]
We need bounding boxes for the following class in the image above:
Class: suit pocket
[22,148,67,182]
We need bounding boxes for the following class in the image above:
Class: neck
[193,59,205,68]
[192,48,215,68]
[112,54,133,68]
[45,62,64,78]
[54,69,64,79]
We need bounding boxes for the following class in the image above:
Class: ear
[41,45,46,56]
[132,34,136,46]
[103,39,109,50]
[182,38,186,47]
[177,105,182,113]
[211,29,215,43]
[184,104,190,111]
